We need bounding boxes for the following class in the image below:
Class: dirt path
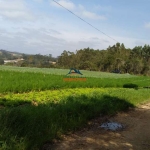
[43,102,150,150]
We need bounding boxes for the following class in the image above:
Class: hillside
[0,49,57,67]
[0,49,23,60]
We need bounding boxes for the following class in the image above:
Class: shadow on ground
[0,94,135,150]
[49,103,150,150]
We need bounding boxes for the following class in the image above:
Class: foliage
[0,66,150,149]
[0,59,4,65]
[0,50,57,68]
[0,68,150,93]
[58,43,150,75]
[123,83,138,89]
[1,88,150,107]
[1,43,150,75]
[1,88,150,149]
[0,49,20,60]
[21,54,57,68]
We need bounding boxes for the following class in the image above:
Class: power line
[52,0,118,43]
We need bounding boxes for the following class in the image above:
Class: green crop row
[0,69,150,93]
[1,88,150,107]
[0,65,137,78]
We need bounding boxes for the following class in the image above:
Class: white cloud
[1,24,150,57]
[78,4,84,11]
[50,0,106,20]
[145,22,150,29]
[94,5,112,12]
[0,25,113,56]
[33,0,43,2]
[0,0,35,21]
[50,0,75,10]
[82,11,106,20]
[1,0,149,57]
[0,11,33,21]
[0,0,26,10]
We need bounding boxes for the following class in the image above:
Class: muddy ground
[43,102,150,150]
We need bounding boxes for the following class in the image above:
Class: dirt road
[43,102,150,150]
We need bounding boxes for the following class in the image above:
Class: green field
[0,66,150,93]
[0,65,137,78]
[0,66,150,150]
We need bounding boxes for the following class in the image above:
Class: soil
[42,102,150,150]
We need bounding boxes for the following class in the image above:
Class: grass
[0,88,150,149]
[1,88,150,107]
[0,65,137,78]
[0,66,150,149]
[1,95,128,149]
[0,69,150,93]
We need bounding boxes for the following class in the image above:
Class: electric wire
[52,0,119,43]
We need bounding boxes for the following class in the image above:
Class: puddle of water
[100,122,124,131]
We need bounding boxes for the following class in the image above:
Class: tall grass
[0,88,150,149]
[0,95,133,150]
[0,70,150,93]
[0,66,150,149]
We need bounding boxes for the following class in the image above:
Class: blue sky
[0,0,150,57]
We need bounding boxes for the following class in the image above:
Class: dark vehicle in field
[111,69,121,74]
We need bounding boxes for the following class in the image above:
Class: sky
[0,0,150,57]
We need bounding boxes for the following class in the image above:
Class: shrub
[123,83,138,89]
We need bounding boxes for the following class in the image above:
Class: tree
[0,58,4,65]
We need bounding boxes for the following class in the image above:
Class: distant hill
[0,49,57,67]
[0,49,23,60]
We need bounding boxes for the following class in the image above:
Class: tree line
[1,43,150,75]
[57,43,150,75]
[20,54,57,68]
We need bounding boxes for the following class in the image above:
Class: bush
[123,83,138,89]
